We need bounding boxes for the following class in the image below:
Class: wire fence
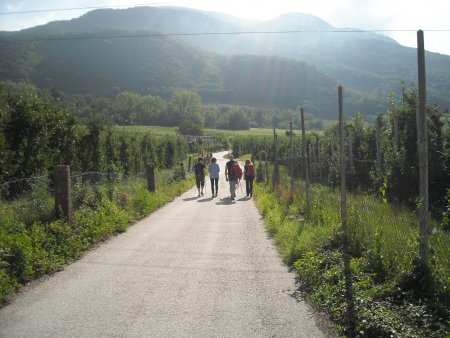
[258,145,449,281]
[254,146,449,333]
[250,112,450,336]
[0,160,192,228]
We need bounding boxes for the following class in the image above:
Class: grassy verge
[0,175,194,305]
[253,180,449,337]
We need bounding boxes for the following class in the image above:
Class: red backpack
[232,162,243,179]
[245,164,255,177]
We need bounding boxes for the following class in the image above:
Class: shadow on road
[215,197,235,205]
[182,196,199,202]
[197,197,214,202]
[237,196,251,201]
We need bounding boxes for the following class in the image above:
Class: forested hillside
[1,6,450,118]
[0,30,381,117]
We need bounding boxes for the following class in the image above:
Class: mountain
[1,6,449,117]
[1,30,365,117]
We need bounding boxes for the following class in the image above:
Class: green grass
[112,125,179,136]
[0,173,195,304]
[253,176,449,337]
[204,128,279,137]
[110,125,322,140]
[113,125,289,137]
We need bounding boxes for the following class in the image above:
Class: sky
[1,0,450,55]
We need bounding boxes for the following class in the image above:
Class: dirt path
[0,151,329,337]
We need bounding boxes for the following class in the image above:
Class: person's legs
[229,179,237,199]
[196,177,201,196]
[249,177,254,196]
[245,178,250,196]
[214,178,219,196]
[200,177,205,195]
[210,178,215,196]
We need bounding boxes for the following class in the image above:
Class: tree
[168,90,203,127]
[217,107,249,130]
[136,95,166,125]
[113,91,141,125]
[79,118,103,172]
[1,81,79,179]
[177,121,203,136]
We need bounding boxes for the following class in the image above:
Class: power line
[1,29,449,43]
[0,3,171,15]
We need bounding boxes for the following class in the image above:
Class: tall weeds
[253,179,449,337]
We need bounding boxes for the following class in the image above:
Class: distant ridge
[1,6,449,116]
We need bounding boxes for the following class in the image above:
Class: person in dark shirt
[244,159,255,197]
[225,154,242,201]
[193,157,206,196]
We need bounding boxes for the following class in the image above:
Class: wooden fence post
[417,29,429,269]
[309,144,314,183]
[317,140,323,183]
[339,85,355,334]
[300,107,310,217]
[339,87,347,232]
[54,165,74,225]
[348,128,355,191]
[272,128,280,188]
[146,163,155,192]
[289,121,295,201]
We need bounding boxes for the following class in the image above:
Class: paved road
[0,151,328,337]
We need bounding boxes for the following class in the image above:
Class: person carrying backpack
[224,154,242,201]
[193,157,206,197]
[244,159,255,197]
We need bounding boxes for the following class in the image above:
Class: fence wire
[0,163,189,228]
[263,148,449,297]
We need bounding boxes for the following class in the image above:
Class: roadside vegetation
[0,82,205,304]
[252,178,449,337]
[232,85,449,336]
[0,172,195,304]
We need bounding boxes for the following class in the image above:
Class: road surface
[0,151,329,337]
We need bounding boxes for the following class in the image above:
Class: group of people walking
[193,154,254,201]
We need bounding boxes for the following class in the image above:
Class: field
[112,125,322,141]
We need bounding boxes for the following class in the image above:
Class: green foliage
[0,81,190,181]
[295,250,448,337]
[169,89,203,126]
[0,173,195,304]
[0,81,78,181]
[0,83,197,304]
[253,178,449,337]
[78,118,103,172]
[168,161,187,183]
[177,121,203,136]
[216,106,250,130]
[231,82,450,218]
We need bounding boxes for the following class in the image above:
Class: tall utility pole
[416,30,429,269]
